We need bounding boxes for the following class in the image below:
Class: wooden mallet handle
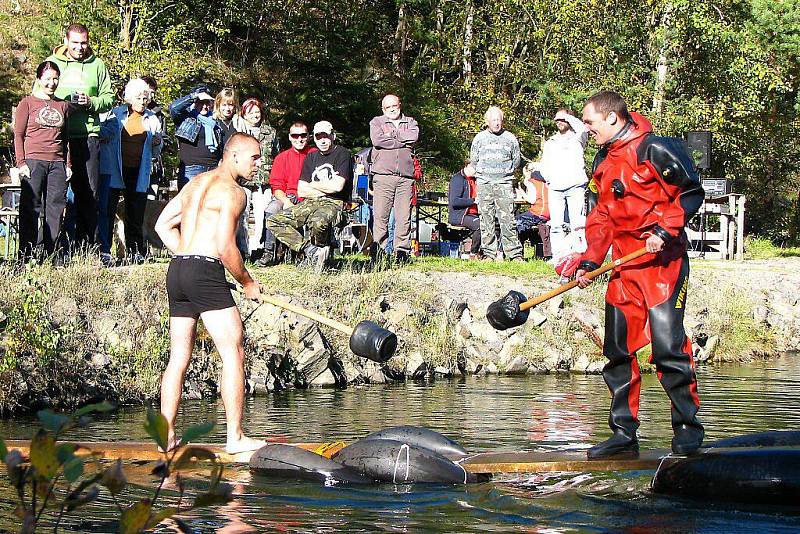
[256,293,354,336]
[519,247,650,312]
[230,283,354,336]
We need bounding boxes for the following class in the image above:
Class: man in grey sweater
[470,106,524,261]
[369,94,420,261]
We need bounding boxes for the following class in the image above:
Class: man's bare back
[173,170,246,258]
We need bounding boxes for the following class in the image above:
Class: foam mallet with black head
[486,248,650,331]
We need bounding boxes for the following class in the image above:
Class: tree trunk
[393,2,408,75]
[433,2,443,82]
[462,0,474,87]
[119,3,134,50]
[651,2,673,120]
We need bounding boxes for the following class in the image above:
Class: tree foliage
[0,0,797,241]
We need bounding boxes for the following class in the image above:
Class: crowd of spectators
[10,22,591,269]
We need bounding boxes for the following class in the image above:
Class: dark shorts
[167,255,235,318]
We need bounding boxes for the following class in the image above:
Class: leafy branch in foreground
[1,404,230,533]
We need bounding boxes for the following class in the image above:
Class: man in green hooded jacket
[47,23,114,249]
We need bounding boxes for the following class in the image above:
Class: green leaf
[180,422,214,446]
[145,506,178,529]
[173,446,217,471]
[63,456,84,483]
[29,429,58,479]
[119,499,152,534]
[100,459,127,496]
[74,401,116,418]
[0,439,8,462]
[144,409,169,452]
[37,410,71,433]
[56,443,77,464]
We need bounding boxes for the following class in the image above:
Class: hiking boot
[302,243,329,273]
[394,250,411,265]
[255,248,276,267]
[587,431,639,459]
[671,424,704,455]
[100,253,115,268]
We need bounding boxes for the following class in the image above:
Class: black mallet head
[486,291,530,331]
[349,320,398,363]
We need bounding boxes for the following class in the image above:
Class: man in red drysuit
[575,90,705,459]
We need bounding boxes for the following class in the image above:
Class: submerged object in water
[360,425,468,457]
[703,430,800,449]
[249,444,372,484]
[651,431,800,505]
[334,439,486,484]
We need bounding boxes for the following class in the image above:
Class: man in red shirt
[575,90,705,459]
[258,121,316,265]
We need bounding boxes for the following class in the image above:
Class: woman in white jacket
[99,78,162,264]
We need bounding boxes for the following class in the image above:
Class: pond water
[1,354,799,532]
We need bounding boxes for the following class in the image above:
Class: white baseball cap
[313,120,334,135]
[194,91,214,102]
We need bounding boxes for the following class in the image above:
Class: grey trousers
[373,173,414,253]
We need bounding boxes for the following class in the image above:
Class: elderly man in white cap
[266,120,353,271]
[168,85,224,189]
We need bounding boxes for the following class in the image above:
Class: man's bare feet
[158,431,180,453]
[225,435,266,454]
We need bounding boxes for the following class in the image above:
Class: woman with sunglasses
[13,60,76,259]
[233,97,280,259]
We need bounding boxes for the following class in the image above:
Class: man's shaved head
[224,132,260,156]
[223,133,262,181]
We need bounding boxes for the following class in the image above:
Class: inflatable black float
[249,426,484,485]
[651,430,800,506]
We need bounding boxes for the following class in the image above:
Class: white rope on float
[393,443,411,483]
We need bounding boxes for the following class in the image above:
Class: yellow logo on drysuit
[675,277,688,309]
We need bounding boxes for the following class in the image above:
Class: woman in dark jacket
[448,163,481,258]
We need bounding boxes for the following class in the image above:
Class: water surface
[1,355,799,532]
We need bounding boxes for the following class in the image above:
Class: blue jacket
[448,170,478,226]
[99,105,162,193]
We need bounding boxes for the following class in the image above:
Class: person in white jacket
[539,109,589,261]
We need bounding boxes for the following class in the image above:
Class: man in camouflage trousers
[470,106,524,261]
[266,121,353,272]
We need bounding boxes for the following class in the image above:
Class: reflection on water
[1,355,799,532]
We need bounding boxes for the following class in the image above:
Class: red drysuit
[579,112,705,446]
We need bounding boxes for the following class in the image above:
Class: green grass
[745,236,800,259]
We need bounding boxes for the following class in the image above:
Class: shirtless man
[155,132,265,454]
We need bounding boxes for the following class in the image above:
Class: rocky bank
[1,257,799,412]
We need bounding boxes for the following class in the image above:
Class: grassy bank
[0,254,783,414]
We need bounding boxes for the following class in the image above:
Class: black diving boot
[671,423,704,455]
[587,430,639,459]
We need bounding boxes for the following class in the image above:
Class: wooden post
[720,212,729,259]
[728,195,737,260]
[736,195,746,261]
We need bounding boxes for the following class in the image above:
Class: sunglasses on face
[314,133,331,140]
[290,132,309,139]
